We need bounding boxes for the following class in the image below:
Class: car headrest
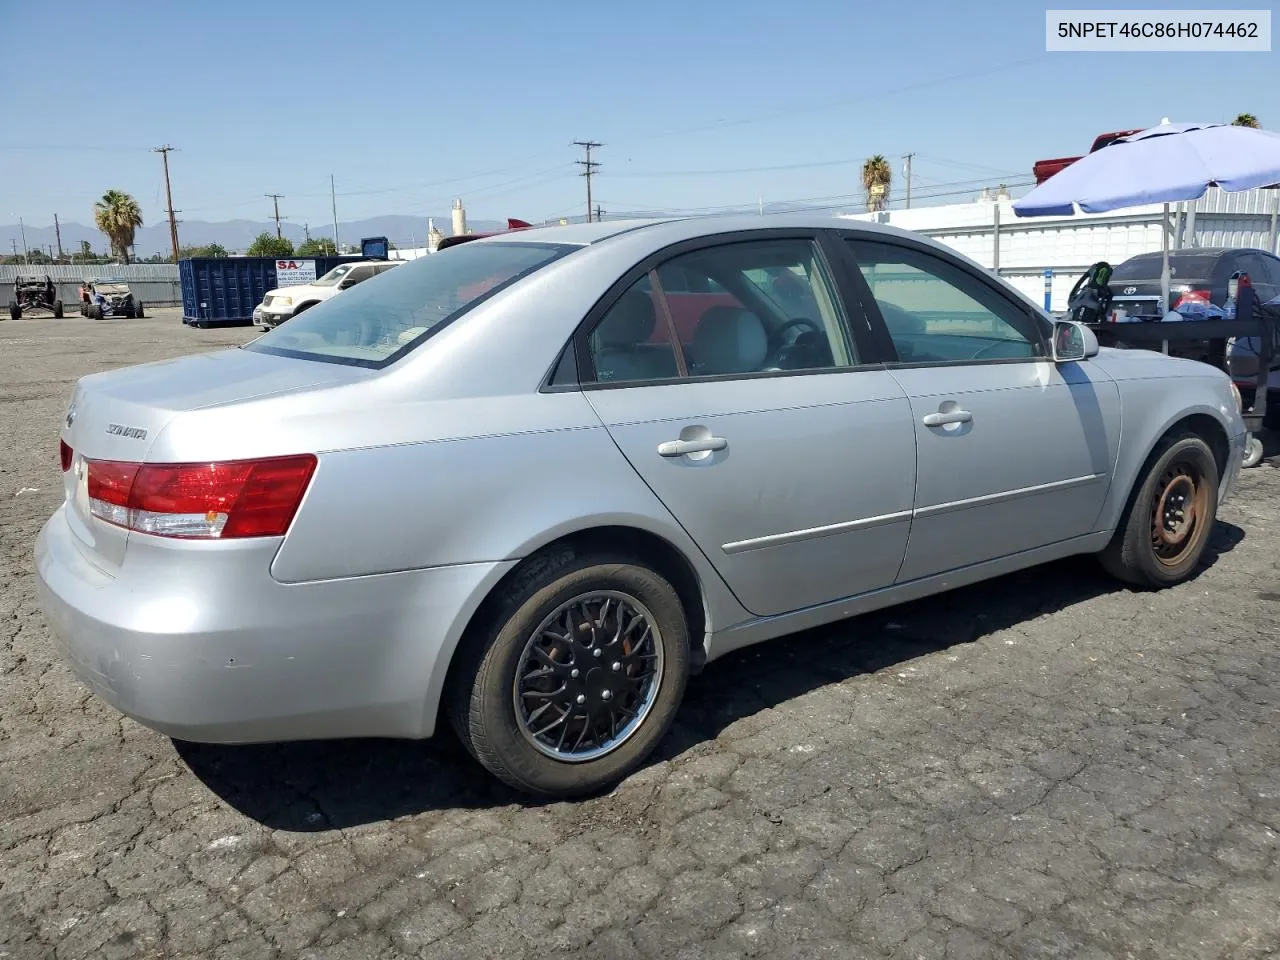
[691,306,768,375]
[596,291,656,346]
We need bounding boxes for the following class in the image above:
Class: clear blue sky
[2,0,1274,230]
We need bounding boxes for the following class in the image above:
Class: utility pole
[573,140,602,223]
[303,222,311,243]
[18,216,29,263]
[594,203,604,223]
[902,153,914,209]
[265,194,285,239]
[54,213,64,261]
[153,146,181,263]
[330,174,340,252]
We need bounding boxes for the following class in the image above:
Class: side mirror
[1052,320,1099,362]
[338,279,355,289]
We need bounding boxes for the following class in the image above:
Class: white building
[842,186,1280,312]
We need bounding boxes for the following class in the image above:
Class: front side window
[247,241,572,366]
[848,240,1045,363]
[586,238,857,385]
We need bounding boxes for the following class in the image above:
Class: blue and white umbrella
[1014,121,1280,311]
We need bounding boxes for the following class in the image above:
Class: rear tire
[53,300,63,319]
[135,302,145,318]
[1099,432,1219,588]
[89,304,103,320]
[447,549,690,798]
[7,301,18,321]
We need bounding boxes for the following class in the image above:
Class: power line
[573,141,602,223]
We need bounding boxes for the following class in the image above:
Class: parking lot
[2,308,1279,960]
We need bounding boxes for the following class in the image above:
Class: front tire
[1099,432,1219,588]
[448,550,690,798]
[53,300,63,318]
[135,302,145,318]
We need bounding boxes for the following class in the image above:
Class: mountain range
[0,215,508,258]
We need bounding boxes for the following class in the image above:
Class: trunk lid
[59,346,368,573]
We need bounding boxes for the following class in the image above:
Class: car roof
[472,212,953,250]
[1121,247,1270,262]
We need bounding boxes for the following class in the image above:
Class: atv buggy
[8,275,63,320]
[79,280,144,319]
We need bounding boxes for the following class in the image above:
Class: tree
[1233,113,1260,128]
[246,232,295,257]
[179,243,229,259]
[861,155,892,212]
[296,236,337,256]
[93,189,144,264]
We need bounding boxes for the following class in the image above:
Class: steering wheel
[765,317,821,358]
[970,339,1033,360]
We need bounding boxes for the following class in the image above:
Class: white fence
[0,264,182,307]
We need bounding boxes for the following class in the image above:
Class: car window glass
[247,242,571,366]
[586,238,856,384]
[847,240,1044,363]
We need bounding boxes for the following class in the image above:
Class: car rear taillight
[1171,288,1212,309]
[59,440,73,472]
[84,454,317,539]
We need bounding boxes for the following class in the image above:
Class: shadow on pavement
[178,521,1245,830]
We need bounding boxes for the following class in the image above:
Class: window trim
[546,229,883,392]
[833,230,1054,368]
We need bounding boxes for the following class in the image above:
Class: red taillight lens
[84,454,316,539]
[59,440,73,472]
[1171,288,1212,309]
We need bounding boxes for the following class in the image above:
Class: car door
[576,233,917,618]
[841,235,1121,583]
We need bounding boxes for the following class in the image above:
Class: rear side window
[246,242,572,367]
[585,238,857,385]
[1111,253,1219,283]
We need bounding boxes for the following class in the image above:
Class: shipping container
[179,256,370,326]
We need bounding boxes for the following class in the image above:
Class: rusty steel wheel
[1149,462,1211,568]
[1100,431,1220,588]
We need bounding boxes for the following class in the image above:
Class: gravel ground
[3,308,1280,960]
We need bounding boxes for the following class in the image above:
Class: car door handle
[657,437,728,457]
[922,409,973,427]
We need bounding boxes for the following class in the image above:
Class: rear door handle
[657,437,728,457]
[922,409,972,427]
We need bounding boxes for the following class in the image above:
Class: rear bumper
[35,504,515,744]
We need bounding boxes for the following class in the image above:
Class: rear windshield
[245,241,573,367]
[1111,253,1220,283]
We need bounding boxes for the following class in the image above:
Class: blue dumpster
[179,255,370,327]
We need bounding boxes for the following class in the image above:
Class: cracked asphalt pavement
[3,309,1280,959]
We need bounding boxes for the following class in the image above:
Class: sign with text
[275,259,317,286]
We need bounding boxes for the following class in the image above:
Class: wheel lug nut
[593,648,602,658]
[575,694,586,705]
[570,668,580,678]
[611,661,621,671]
[601,690,612,701]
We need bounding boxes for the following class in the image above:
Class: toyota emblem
[1123,286,1137,295]
[65,403,77,429]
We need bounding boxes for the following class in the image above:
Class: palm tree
[93,190,144,263]
[1233,113,1260,128]
[861,155,892,212]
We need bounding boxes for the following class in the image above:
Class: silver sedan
[35,215,1247,798]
